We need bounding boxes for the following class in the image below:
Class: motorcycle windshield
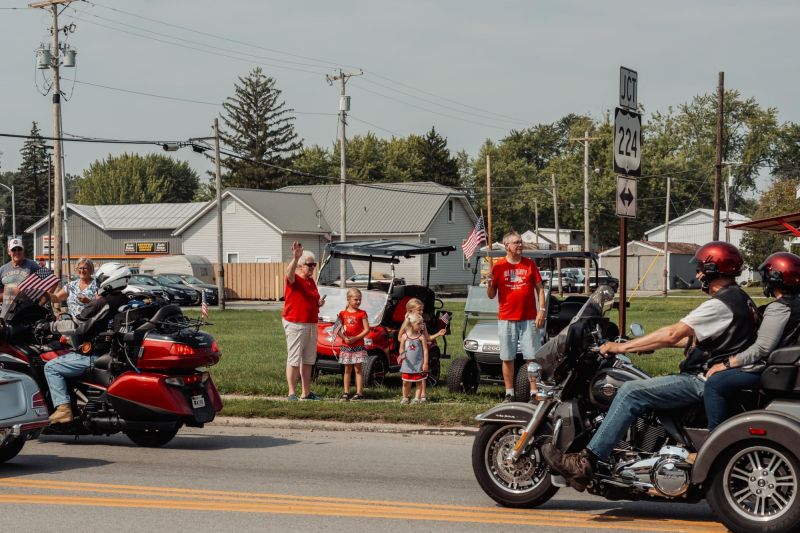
[535,284,615,378]
[1,285,39,321]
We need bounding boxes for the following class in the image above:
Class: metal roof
[25,202,206,233]
[599,240,700,256]
[280,182,472,235]
[727,211,800,236]
[645,208,749,236]
[325,240,457,259]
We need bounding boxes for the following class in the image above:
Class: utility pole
[713,72,724,241]
[486,155,493,253]
[533,198,539,247]
[570,130,599,294]
[30,0,74,280]
[662,176,671,297]
[213,118,225,310]
[326,69,362,285]
[552,173,562,296]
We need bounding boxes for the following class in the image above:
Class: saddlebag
[760,346,800,393]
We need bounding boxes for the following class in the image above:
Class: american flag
[201,290,209,321]
[16,267,59,301]
[331,316,343,338]
[461,216,486,260]
[437,311,452,333]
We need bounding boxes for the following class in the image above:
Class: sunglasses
[305,262,317,268]
[10,247,22,252]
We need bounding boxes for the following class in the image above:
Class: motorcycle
[0,354,49,463]
[0,288,223,447]
[471,285,800,533]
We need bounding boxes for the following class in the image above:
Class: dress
[65,278,98,318]
[338,308,368,365]
[400,334,426,382]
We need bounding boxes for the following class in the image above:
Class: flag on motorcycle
[462,216,486,260]
[16,267,59,301]
[201,290,209,321]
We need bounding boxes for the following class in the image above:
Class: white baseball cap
[7,238,23,251]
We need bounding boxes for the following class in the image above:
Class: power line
[348,115,401,137]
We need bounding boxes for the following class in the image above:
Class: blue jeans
[704,368,762,431]
[44,352,96,407]
[498,319,542,361]
[587,374,706,460]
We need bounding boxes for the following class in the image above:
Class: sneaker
[410,398,420,405]
[418,397,428,403]
[300,392,322,401]
[541,444,594,492]
[528,394,538,405]
[287,394,299,402]
[502,394,514,403]
[400,397,410,405]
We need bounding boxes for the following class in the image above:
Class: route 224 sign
[614,107,642,177]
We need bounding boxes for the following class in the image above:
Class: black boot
[541,444,595,492]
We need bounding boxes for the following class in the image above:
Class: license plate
[191,394,206,408]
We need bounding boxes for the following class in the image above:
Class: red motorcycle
[0,290,223,447]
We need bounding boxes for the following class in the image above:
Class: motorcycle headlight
[464,340,479,351]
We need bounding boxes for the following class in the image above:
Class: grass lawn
[186,292,768,426]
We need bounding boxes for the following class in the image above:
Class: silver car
[0,355,49,463]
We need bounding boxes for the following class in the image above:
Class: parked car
[315,240,455,386]
[540,270,578,292]
[0,356,49,463]
[123,274,170,302]
[561,266,619,293]
[148,274,201,305]
[160,274,219,305]
[447,251,616,401]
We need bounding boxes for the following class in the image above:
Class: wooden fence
[214,263,288,301]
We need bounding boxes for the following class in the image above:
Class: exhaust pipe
[90,416,179,432]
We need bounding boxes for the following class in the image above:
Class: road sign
[616,176,637,218]
[614,107,642,176]
[619,67,638,110]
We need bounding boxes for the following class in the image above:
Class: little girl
[401,298,446,342]
[337,287,369,401]
[398,312,429,404]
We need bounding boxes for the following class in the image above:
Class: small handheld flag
[17,267,59,301]
[201,290,209,321]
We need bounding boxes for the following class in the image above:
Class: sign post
[614,66,641,335]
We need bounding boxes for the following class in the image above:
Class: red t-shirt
[282,275,320,323]
[491,257,542,321]
[338,308,368,337]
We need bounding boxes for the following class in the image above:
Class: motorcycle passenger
[542,241,759,492]
[40,262,131,425]
[704,252,800,430]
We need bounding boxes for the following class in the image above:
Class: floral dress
[66,278,98,318]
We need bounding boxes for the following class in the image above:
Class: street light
[722,160,743,243]
[0,183,16,238]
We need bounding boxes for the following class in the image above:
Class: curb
[211,416,477,437]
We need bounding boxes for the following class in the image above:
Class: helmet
[95,262,131,296]
[758,252,800,297]
[691,241,743,293]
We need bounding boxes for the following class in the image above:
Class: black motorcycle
[471,286,800,533]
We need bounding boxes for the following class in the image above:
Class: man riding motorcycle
[542,241,759,491]
[39,262,131,425]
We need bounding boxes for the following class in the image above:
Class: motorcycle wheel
[707,441,800,533]
[0,437,25,463]
[471,422,558,508]
[124,425,181,447]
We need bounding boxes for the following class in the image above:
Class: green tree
[291,145,336,181]
[417,127,459,187]
[16,122,50,248]
[739,178,800,268]
[218,68,303,189]
[75,153,199,205]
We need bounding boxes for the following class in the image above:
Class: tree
[16,122,50,248]
[218,68,303,189]
[416,127,460,187]
[739,178,800,268]
[291,145,336,181]
[75,153,199,205]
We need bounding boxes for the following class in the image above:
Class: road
[0,421,725,533]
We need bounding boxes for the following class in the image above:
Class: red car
[315,241,456,386]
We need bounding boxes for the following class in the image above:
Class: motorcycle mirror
[630,323,645,337]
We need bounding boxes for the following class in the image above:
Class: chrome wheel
[723,445,797,522]
[484,425,548,494]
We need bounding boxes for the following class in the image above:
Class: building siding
[422,197,476,287]
[600,242,697,291]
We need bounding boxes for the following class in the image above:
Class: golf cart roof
[325,240,457,263]
[727,211,800,237]
[483,250,598,260]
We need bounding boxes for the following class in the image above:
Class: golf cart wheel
[447,356,479,394]
[514,364,531,402]
[362,354,386,388]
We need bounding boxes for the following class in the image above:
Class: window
[447,199,454,223]
[428,238,437,270]
[226,252,239,263]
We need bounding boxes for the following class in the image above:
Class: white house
[521,228,584,250]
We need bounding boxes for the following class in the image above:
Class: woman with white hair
[282,241,325,401]
[50,257,98,317]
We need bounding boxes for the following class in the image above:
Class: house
[600,240,700,292]
[174,182,478,289]
[521,228,584,250]
[25,202,206,268]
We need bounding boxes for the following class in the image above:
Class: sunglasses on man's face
[10,248,22,252]
[305,262,317,268]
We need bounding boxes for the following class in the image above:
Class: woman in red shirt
[282,242,325,401]
[337,287,370,400]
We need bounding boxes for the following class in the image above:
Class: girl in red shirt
[337,287,370,401]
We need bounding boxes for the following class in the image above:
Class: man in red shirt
[487,231,546,403]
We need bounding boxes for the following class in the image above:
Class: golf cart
[315,240,457,387]
[447,250,614,401]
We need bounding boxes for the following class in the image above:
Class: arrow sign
[616,176,637,218]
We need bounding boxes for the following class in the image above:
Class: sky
[0,0,798,192]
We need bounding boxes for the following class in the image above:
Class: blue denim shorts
[498,319,541,361]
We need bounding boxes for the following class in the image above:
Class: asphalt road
[0,421,725,533]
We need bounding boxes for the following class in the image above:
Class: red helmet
[758,252,800,297]
[691,241,743,292]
